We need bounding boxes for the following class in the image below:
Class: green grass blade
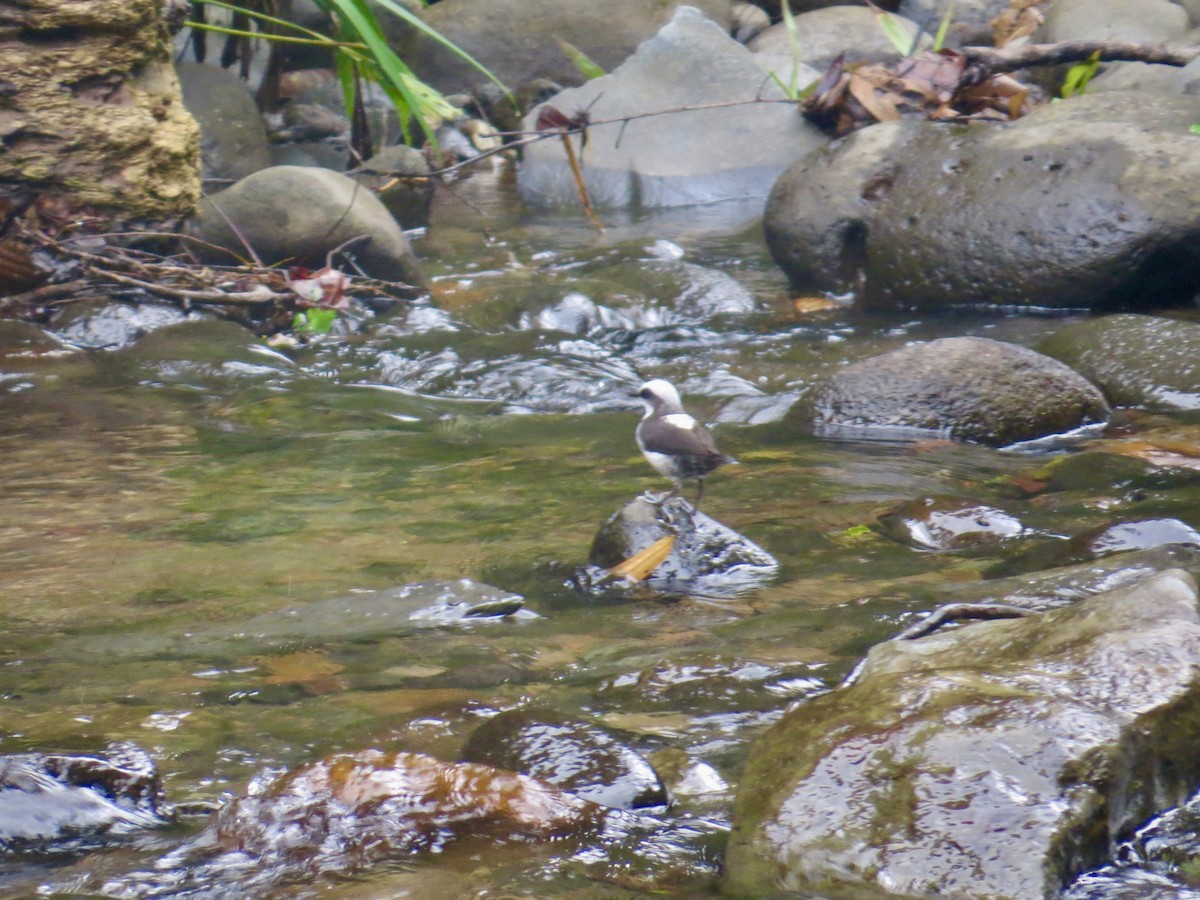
[555,37,605,80]
[933,0,955,52]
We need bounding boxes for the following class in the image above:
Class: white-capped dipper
[634,379,736,507]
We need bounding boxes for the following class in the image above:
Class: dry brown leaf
[608,535,675,582]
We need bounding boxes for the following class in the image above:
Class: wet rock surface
[213,750,607,873]
[726,569,1200,899]
[1038,314,1200,412]
[519,6,826,209]
[792,336,1111,447]
[584,495,778,597]
[51,301,195,351]
[764,91,1200,309]
[0,743,168,850]
[187,165,425,285]
[461,707,668,809]
[994,518,1200,577]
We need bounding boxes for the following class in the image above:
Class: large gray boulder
[187,166,425,285]
[176,62,272,182]
[1039,0,1191,43]
[792,336,1111,447]
[393,0,734,95]
[726,569,1200,899]
[1037,314,1200,412]
[519,6,827,210]
[764,90,1200,309]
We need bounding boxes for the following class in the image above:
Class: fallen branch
[961,39,1200,85]
[87,268,288,306]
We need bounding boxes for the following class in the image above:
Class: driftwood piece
[961,40,1200,86]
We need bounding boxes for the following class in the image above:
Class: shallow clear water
[2,165,1200,897]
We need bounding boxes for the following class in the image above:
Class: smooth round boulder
[765,91,1200,310]
[187,166,425,285]
[1037,314,1200,411]
[792,336,1111,447]
[750,6,926,72]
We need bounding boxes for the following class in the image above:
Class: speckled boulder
[1037,314,1200,412]
[764,91,1200,310]
[726,569,1200,899]
[792,336,1111,447]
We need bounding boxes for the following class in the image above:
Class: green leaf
[1061,51,1100,98]
[555,37,605,80]
[294,308,338,334]
[368,0,510,99]
[933,0,956,53]
[780,0,803,100]
[1190,124,1200,135]
[868,2,916,57]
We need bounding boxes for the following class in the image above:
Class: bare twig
[961,40,1200,85]
[0,280,93,310]
[88,268,288,306]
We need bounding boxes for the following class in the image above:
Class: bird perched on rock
[633,379,736,507]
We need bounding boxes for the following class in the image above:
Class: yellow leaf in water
[608,535,675,582]
[259,650,344,685]
[793,295,841,313]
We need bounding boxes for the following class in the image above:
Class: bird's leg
[692,478,705,511]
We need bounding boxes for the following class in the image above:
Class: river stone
[461,708,668,810]
[518,6,827,210]
[899,0,1011,44]
[749,6,927,73]
[792,336,1112,447]
[725,569,1200,899]
[0,743,167,847]
[1037,314,1200,412]
[764,90,1200,309]
[214,750,606,874]
[876,495,1027,551]
[392,0,734,95]
[997,518,1200,578]
[176,62,272,182]
[186,166,425,285]
[591,494,777,583]
[354,144,435,229]
[1039,0,1191,44]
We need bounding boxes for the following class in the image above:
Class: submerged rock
[214,750,606,871]
[52,300,195,351]
[0,743,168,849]
[765,91,1200,309]
[584,495,777,596]
[195,579,535,649]
[876,495,1027,551]
[1037,314,1200,412]
[725,569,1200,899]
[994,518,1200,577]
[519,6,825,209]
[792,336,1111,447]
[461,707,668,810]
[187,166,425,285]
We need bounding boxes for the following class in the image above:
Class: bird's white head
[635,379,684,416]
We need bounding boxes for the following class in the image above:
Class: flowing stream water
[2,165,1200,897]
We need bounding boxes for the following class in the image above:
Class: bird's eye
[638,389,651,399]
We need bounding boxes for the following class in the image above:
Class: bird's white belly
[640,449,681,479]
